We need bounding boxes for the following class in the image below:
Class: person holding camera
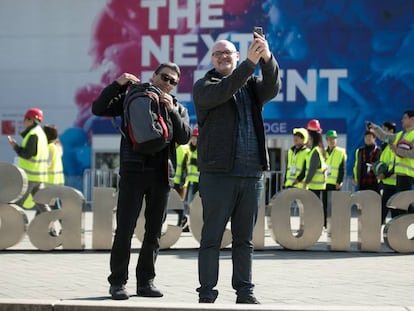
[192,31,281,304]
[367,110,414,216]
[352,130,381,193]
[375,122,397,223]
[92,62,191,300]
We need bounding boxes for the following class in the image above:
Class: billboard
[1,0,413,190]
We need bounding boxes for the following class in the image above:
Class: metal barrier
[82,169,284,209]
[264,170,284,204]
[82,169,354,211]
[83,169,120,208]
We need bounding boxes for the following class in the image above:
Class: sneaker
[109,285,129,300]
[48,229,59,237]
[180,216,190,232]
[180,216,188,226]
[48,221,62,237]
[137,282,163,297]
[236,296,260,304]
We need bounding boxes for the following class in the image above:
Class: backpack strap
[111,117,127,139]
[142,90,169,140]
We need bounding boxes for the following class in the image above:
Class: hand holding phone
[253,26,264,38]
[7,135,17,148]
[251,26,271,63]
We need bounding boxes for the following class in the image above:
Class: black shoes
[109,285,129,300]
[109,283,163,299]
[198,289,218,303]
[137,282,163,297]
[199,297,215,303]
[236,296,260,304]
[199,294,259,304]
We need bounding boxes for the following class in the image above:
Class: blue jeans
[197,173,264,300]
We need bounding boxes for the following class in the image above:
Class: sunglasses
[159,73,178,86]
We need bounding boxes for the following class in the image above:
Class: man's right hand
[115,73,140,86]
[7,135,17,149]
[248,35,271,64]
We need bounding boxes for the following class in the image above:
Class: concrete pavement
[0,210,414,310]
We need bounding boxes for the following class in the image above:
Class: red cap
[192,128,199,136]
[306,119,322,133]
[24,107,44,123]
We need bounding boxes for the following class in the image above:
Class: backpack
[120,82,172,154]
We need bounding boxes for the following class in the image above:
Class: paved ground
[1,210,414,310]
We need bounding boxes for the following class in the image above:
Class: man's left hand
[160,93,174,112]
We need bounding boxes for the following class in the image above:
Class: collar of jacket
[20,124,37,137]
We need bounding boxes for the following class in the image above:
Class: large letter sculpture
[0,163,29,249]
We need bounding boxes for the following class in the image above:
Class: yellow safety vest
[393,129,414,178]
[325,146,346,186]
[185,148,199,185]
[17,125,49,183]
[174,144,190,185]
[305,147,326,190]
[46,143,65,185]
[284,146,309,188]
[379,144,396,186]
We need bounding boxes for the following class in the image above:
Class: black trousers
[392,175,414,217]
[107,168,169,287]
[322,184,337,228]
[381,183,397,223]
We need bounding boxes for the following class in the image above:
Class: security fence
[82,169,285,208]
[83,168,120,208]
[82,168,356,211]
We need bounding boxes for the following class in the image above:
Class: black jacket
[192,56,281,173]
[14,124,38,159]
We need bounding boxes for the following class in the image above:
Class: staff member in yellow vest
[8,107,50,215]
[182,127,200,230]
[43,124,65,236]
[322,129,346,228]
[368,110,414,215]
[374,122,397,224]
[303,130,327,202]
[173,143,190,226]
[173,143,190,199]
[43,125,65,186]
[283,128,309,189]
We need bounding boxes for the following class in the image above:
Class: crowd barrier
[82,169,285,208]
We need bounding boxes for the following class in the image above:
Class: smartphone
[253,26,264,38]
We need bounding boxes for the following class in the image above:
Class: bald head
[212,40,237,52]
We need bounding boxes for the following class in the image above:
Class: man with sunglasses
[92,62,191,300]
[193,34,281,304]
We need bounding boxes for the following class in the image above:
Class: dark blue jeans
[107,169,169,287]
[197,173,264,300]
